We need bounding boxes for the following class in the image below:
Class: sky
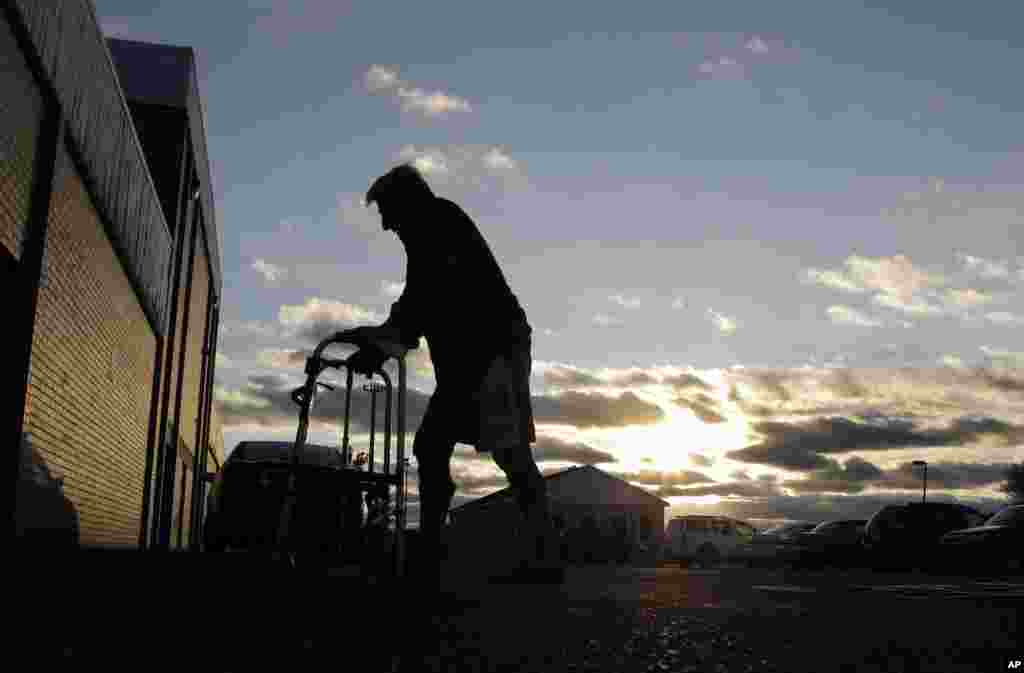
[96,0,1024,527]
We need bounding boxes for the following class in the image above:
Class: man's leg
[491,442,560,570]
[412,399,456,589]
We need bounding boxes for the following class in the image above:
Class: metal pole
[367,384,377,472]
[160,198,200,549]
[139,335,164,550]
[195,302,220,548]
[342,368,354,465]
[383,380,392,475]
[395,356,406,577]
[188,278,214,549]
[152,160,195,549]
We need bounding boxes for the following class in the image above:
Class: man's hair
[365,163,434,207]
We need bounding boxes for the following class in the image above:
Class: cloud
[616,469,716,488]
[214,373,433,432]
[481,147,516,170]
[543,365,605,388]
[399,88,472,117]
[363,65,472,118]
[531,436,618,464]
[609,294,642,309]
[592,313,623,327]
[214,385,272,411]
[958,253,1010,280]
[877,461,1016,491]
[802,269,867,294]
[277,297,383,343]
[257,348,308,370]
[252,258,287,284]
[531,391,665,429]
[985,311,1024,326]
[675,396,727,424]
[826,305,882,327]
[781,456,884,494]
[744,371,793,402]
[609,369,660,386]
[365,64,400,92]
[665,373,713,392]
[827,369,870,399]
[745,36,770,54]
[219,320,280,340]
[981,346,1024,369]
[940,355,965,368]
[805,255,949,318]
[667,481,783,499]
[942,288,995,309]
[708,309,739,334]
[727,414,1024,472]
[381,281,405,298]
[691,453,715,468]
[395,145,524,192]
[697,56,744,78]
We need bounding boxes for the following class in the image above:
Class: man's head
[365,163,434,235]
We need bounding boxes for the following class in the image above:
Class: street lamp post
[912,460,928,503]
[363,381,385,471]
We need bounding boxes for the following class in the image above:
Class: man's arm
[380,256,423,349]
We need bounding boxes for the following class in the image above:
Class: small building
[447,465,669,566]
[5,2,222,551]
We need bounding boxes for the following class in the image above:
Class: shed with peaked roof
[447,465,670,566]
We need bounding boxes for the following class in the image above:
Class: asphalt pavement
[17,554,1023,672]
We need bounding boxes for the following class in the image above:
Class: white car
[666,515,757,567]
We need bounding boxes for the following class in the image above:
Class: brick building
[447,465,669,567]
[5,1,223,552]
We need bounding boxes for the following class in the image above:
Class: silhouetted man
[347,164,563,590]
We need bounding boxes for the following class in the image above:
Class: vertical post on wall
[160,198,199,549]
[138,335,165,549]
[188,277,213,550]
[7,88,61,548]
[195,300,219,549]
[151,156,194,550]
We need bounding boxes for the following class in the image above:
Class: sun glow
[604,398,753,475]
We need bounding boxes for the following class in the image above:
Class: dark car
[939,504,1024,575]
[740,521,820,567]
[204,441,366,568]
[789,519,867,569]
[862,502,988,571]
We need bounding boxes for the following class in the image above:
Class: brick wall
[22,142,157,548]
[0,14,42,261]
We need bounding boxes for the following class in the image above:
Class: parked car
[788,519,867,569]
[666,515,757,567]
[939,504,1024,575]
[740,521,820,567]
[862,502,988,571]
[204,441,365,569]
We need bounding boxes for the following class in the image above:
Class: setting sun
[599,395,753,476]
